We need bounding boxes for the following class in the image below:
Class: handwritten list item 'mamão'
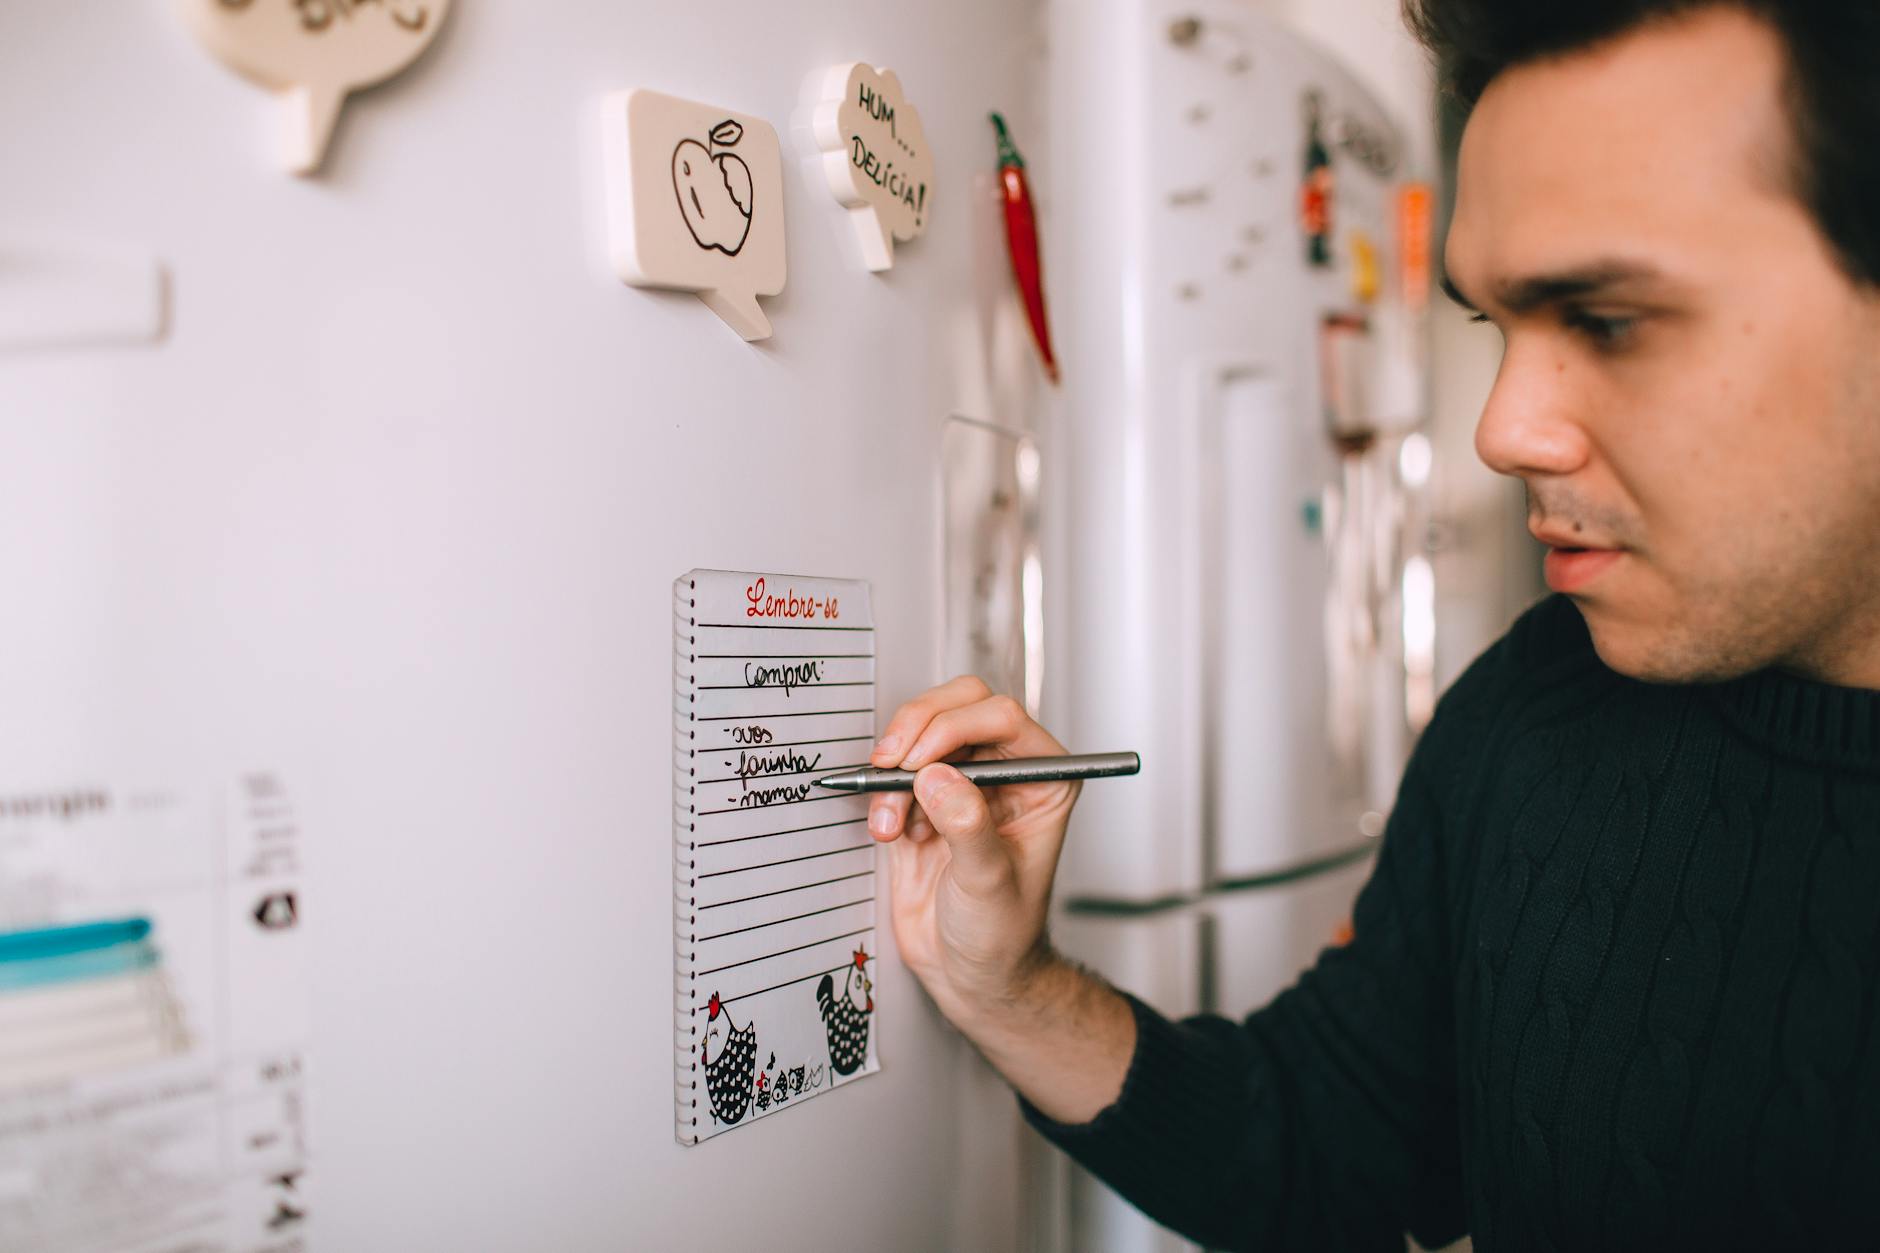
[673,570,880,1145]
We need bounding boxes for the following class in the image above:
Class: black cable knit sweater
[1025,596,1880,1250]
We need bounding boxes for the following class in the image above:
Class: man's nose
[1473,344,1592,480]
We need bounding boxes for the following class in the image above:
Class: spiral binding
[673,574,700,1145]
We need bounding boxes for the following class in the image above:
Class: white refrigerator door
[1051,909,1207,1253]
[1047,0,1414,902]
[1207,856,1375,1015]
[0,2,1045,1249]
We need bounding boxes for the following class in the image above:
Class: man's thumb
[913,764,1004,880]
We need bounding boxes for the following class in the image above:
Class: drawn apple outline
[672,120,755,256]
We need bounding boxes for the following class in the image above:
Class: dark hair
[1403,0,1880,287]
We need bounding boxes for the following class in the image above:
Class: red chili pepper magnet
[991,113,1059,385]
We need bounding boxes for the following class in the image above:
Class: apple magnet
[603,88,787,341]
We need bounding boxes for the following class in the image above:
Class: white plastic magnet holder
[0,236,167,351]
[811,63,935,272]
[175,0,450,175]
[602,89,787,342]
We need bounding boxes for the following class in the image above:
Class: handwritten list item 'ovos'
[673,569,880,1146]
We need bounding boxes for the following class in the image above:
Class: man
[867,3,1880,1248]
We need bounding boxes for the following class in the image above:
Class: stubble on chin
[1581,555,1851,686]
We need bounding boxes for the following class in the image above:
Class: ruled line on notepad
[697,681,875,692]
[698,844,871,880]
[697,654,875,660]
[696,817,866,849]
[697,708,873,723]
[696,623,876,632]
[695,897,874,944]
[722,960,866,1007]
[700,870,874,912]
[697,792,857,818]
[693,926,875,979]
[703,734,873,753]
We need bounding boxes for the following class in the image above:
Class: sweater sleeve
[1021,749,1466,1250]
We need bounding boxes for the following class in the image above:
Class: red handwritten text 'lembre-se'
[745,578,840,621]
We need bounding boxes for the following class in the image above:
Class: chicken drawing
[816,948,874,1077]
[701,992,757,1125]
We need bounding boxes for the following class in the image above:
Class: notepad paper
[674,570,880,1145]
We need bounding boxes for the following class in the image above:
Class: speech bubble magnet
[811,63,935,272]
[603,89,787,342]
[176,0,451,175]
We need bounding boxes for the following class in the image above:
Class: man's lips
[1530,524,1613,550]
[1542,544,1623,593]
[1528,517,1629,593]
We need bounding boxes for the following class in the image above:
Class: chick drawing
[816,948,873,1076]
[701,992,757,1125]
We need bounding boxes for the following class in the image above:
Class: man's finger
[912,763,1006,887]
[903,802,938,844]
[886,826,943,904]
[872,675,993,767]
[868,792,912,842]
[903,695,1066,770]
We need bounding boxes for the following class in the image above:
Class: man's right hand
[867,675,1078,1022]
[870,676,1135,1124]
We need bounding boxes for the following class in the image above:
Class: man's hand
[870,676,1134,1123]
[867,675,1076,1018]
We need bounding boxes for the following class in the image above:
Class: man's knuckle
[931,787,981,830]
[891,709,939,739]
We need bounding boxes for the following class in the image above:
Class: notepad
[673,569,880,1145]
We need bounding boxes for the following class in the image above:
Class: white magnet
[810,63,935,272]
[0,236,167,351]
[603,89,787,343]
[175,0,450,175]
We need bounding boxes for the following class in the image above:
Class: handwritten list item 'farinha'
[673,570,880,1145]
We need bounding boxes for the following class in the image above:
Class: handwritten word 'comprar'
[745,578,840,622]
[744,660,825,696]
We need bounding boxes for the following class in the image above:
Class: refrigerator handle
[1018,436,1046,719]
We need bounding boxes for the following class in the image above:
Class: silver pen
[816,752,1141,793]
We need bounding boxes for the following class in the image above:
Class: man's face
[1445,7,1880,684]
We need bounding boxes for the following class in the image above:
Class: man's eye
[1468,312,1492,325]
[1566,310,1638,349]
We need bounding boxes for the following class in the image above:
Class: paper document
[673,570,880,1145]
[0,775,310,1252]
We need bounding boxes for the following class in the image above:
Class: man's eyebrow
[1445,261,1672,316]
[1440,275,1477,312]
